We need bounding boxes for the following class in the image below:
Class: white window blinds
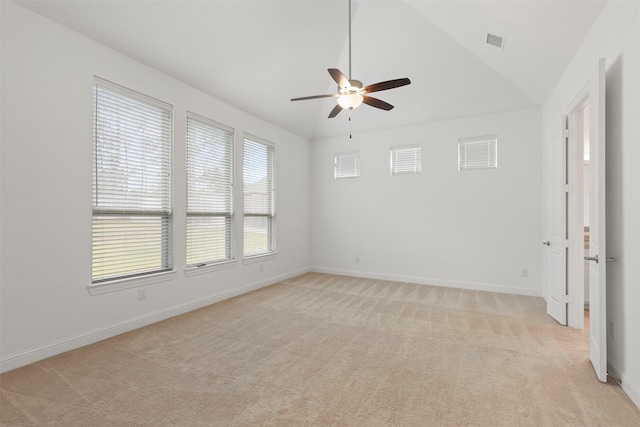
[186,114,234,267]
[458,135,498,171]
[390,144,422,175]
[335,151,360,179]
[243,136,275,257]
[92,79,173,283]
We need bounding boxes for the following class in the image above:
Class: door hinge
[563,128,572,138]
[561,294,573,304]
[564,184,573,192]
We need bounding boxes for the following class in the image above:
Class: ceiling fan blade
[362,96,394,111]
[328,104,343,118]
[363,78,411,94]
[328,68,350,89]
[291,94,338,101]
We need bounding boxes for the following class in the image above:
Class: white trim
[243,132,275,148]
[310,266,541,297]
[88,270,178,295]
[94,76,173,112]
[186,110,234,134]
[184,259,237,277]
[608,359,640,409]
[1,268,310,374]
[243,252,277,265]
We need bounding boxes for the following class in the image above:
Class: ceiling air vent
[486,33,505,49]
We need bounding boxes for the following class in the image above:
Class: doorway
[546,58,607,382]
[567,97,590,330]
[578,104,591,329]
[582,106,591,329]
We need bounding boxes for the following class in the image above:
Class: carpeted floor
[2,272,639,426]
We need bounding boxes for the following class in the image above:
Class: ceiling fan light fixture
[338,93,364,110]
[289,0,411,121]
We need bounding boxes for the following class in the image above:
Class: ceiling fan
[290,0,411,119]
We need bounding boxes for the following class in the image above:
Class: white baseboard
[310,266,541,297]
[608,359,640,409]
[0,268,310,373]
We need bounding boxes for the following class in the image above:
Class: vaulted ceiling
[16,0,607,140]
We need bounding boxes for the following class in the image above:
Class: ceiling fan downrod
[348,0,352,81]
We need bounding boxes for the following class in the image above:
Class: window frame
[458,134,498,171]
[90,78,174,293]
[334,151,360,179]
[242,135,276,260]
[390,144,422,175]
[185,112,235,270]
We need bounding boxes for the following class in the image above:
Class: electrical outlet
[259,264,264,272]
[138,289,146,301]
[355,257,360,263]
[521,269,528,277]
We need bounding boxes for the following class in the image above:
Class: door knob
[542,241,551,246]
[585,255,599,263]
[606,257,616,262]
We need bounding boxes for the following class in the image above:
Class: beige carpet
[2,272,639,426]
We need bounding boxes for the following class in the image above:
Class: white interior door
[545,116,568,325]
[587,58,607,382]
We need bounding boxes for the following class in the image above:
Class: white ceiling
[16,0,607,140]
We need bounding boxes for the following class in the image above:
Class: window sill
[87,270,177,296]
[243,252,277,265]
[184,259,237,277]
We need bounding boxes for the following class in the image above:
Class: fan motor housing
[340,79,363,94]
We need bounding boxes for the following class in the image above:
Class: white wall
[542,0,640,407]
[0,2,310,372]
[310,108,542,296]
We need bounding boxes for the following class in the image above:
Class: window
[92,79,172,283]
[335,151,360,179]
[243,136,275,258]
[390,144,421,175]
[458,134,497,171]
[186,114,234,267]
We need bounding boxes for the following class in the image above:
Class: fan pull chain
[349,111,352,139]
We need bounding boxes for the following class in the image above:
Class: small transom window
[458,135,497,171]
[335,152,360,179]
[390,144,422,175]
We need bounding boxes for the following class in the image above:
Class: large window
[92,79,173,283]
[186,114,234,267]
[243,136,275,258]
